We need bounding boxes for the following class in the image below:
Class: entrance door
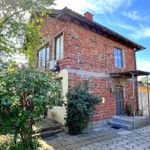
[115,86,124,115]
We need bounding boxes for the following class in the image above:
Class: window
[38,46,50,68]
[114,48,124,69]
[55,33,64,60]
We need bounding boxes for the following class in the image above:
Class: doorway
[115,86,124,115]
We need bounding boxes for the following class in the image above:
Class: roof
[110,70,150,78]
[50,7,145,51]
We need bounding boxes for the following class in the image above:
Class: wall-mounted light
[102,97,105,103]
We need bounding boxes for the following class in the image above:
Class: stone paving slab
[43,125,150,150]
[43,127,119,150]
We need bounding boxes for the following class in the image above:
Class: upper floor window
[114,48,124,69]
[55,33,64,60]
[38,46,50,69]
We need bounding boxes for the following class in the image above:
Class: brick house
[38,7,146,126]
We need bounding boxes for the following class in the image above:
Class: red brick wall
[41,17,135,73]
[64,22,135,73]
[41,17,137,121]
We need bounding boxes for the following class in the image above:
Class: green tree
[0,66,62,149]
[0,0,54,65]
[66,81,101,135]
[140,76,150,85]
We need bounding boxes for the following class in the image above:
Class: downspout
[146,75,150,118]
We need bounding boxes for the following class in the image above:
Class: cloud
[112,21,150,41]
[129,26,150,40]
[116,23,135,31]
[53,0,95,14]
[137,60,150,72]
[123,11,148,22]
[54,0,132,14]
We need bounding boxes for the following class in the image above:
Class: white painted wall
[48,69,68,125]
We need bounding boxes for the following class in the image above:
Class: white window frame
[114,47,124,69]
[55,33,64,61]
[38,46,50,69]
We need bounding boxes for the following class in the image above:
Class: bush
[66,81,101,135]
[0,67,62,149]
[125,104,133,116]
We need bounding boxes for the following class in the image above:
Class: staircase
[109,116,150,130]
[33,118,63,138]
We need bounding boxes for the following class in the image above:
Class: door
[115,86,124,115]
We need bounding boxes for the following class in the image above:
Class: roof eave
[50,8,145,51]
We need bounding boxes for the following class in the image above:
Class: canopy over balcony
[110,70,150,78]
[110,70,150,129]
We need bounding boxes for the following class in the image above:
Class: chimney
[84,12,93,21]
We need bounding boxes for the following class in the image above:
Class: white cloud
[137,60,150,72]
[129,26,150,40]
[54,0,95,13]
[112,22,150,40]
[54,0,132,14]
[123,11,148,22]
[117,23,135,31]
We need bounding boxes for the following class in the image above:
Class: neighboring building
[37,7,146,125]
[138,82,150,117]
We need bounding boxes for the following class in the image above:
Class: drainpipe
[132,73,135,129]
[146,75,150,118]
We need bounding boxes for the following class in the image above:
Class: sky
[54,0,150,71]
[14,0,150,71]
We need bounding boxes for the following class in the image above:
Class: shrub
[66,81,101,135]
[125,104,133,116]
[0,67,62,149]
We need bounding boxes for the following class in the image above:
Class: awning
[110,70,150,78]
[110,70,150,129]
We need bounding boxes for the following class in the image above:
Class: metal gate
[115,86,124,115]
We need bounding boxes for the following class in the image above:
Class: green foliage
[22,19,43,67]
[0,0,54,63]
[0,138,39,150]
[66,81,101,135]
[0,66,62,149]
[140,76,150,85]
[125,104,133,116]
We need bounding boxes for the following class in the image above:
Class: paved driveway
[44,126,150,150]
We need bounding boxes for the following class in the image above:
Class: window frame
[54,32,64,61]
[114,47,124,69]
[37,44,50,69]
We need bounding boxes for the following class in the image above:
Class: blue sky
[55,0,150,71]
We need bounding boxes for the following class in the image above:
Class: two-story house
[38,7,147,127]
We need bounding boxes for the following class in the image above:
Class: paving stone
[43,125,150,150]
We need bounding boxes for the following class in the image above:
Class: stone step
[109,120,133,130]
[112,116,134,125]
[33,128,63,138]
[33,123,61,134]
[109,116,150,130]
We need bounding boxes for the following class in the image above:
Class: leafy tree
[0,66,62,149]
[0,0,54,65]
[66,81,101,135]
[140,76,150,85]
